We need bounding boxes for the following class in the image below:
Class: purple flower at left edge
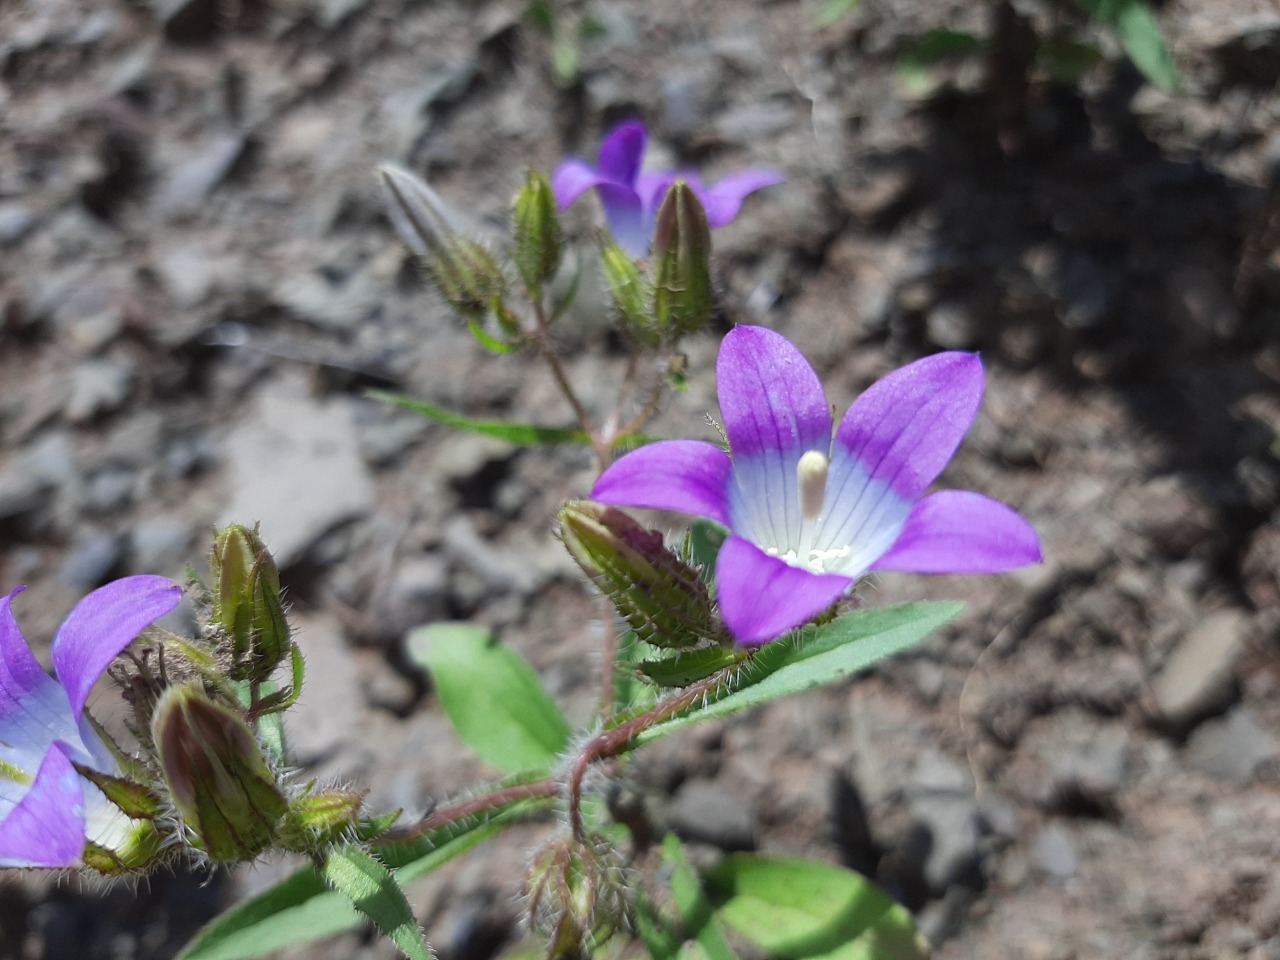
[592,325,1043,645]
[0,576,182,868]
[552,121,782,256]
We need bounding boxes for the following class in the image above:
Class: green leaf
[705,855,928,960]
[638,647,746,688]
[1075,0,1177,90]
[664,835,736,960]
[685,520,726,581]
[638,601,963,744]
[467,319,518,354]
[816,0,860,28]
[368,391,591,447]
[321,847,432,960]
[405,623,572,773]
[176,811,518,960]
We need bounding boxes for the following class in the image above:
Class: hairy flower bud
[651,181,713,337]
[526,836,628,960]
[151,686,287,862]
[600,243,657,345]
[558,501,726,649]
[210,524,290,684]
[281,788,366,849]
[380,164,510,323]
[513,170,563,294]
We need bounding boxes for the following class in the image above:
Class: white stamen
[797,450,829,520]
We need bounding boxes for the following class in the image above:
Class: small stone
[1033,823,1078,881]
[926,298,979,350]
[64,357,134,423]
[0,202,36,244]
[1185,707,1279,784]
[79,467,137,515]
[374,555,450,641]
[155,135,246,218]
[218,379,376,569]
[153,247,217,308]
[666,779,755,851]
[0,432,74,520]
[58,533,125,588]
[1152,609,1248,727]
[905,750,984,892]
[273,270,381,333]
[287,613,365,764]
[130,518,193,573]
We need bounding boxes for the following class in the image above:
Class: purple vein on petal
[596,122,647,185]
[592,440,733,526]
[0,743,85,868]
[53,575,183,721]
[714,536,851,645]
[873,490,1043,573]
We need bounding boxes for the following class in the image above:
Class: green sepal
[82,821,169,875]
[637,647,747,688]
[71,763,163,819]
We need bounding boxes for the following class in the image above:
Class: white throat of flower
[761,449,854,575]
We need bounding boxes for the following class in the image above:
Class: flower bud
[600,243,657,345]
[210,524,290,684]
[651,181,713,337]
[280,788,366,849]
[379,164,510,323]
[513,170,564,294]
[151,685,287,862]
[558,501,726,649]
[526,836,628,960]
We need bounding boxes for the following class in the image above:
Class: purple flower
[592,326,1042,645]
[552,121,782,256]
[0,576,182,868]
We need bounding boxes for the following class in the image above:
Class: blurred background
[1,0,1278,957]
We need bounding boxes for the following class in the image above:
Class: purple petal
[596,122,647,186]
[717,326,832,461]
[636,171,680,219]
[0,743,85,868]
[835,352,984,502]
[592,440,733,526]
[0,587,54,706]
[595,182,650,256]
[0,587,81,760]
[715,536,852,645]
[552,159,612,212]
[700,170,784,228]
[873,490,1043,574]
[53,576,183,721]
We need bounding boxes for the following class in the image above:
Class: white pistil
[797,450,829,521]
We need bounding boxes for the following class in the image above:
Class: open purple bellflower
[552,121,782,256]
[592,326,1042,644]
[0,576,182,868]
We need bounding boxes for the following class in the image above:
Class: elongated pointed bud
[558,501,726,649]
[379,164,510,323]
[526,836,628,960]
[210,524,291,684]
[651,181,713,337]
[151,686,288,862]
[513,170,563,294]
[600,243,658,345]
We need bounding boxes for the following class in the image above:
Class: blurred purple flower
[552,121,782,256]
[592,326,1042,644]
[0,577,182,868]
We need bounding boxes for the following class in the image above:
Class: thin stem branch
[567,666,734,841]
[377,779,560,843]
[530,298,605,465]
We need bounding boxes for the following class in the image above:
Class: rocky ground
[2,0,1280,958]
